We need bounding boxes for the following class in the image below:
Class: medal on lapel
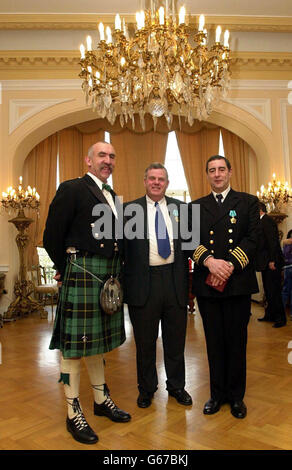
[173,208,179,223]
[229,210,237,224]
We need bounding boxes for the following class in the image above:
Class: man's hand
[268,261,276,270]
[204,257,234,284]
[53,272,62,287]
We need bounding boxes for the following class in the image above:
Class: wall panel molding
[9,98,74,134]
[223,98,272,130]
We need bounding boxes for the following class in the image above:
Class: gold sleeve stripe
[235,248,249,267]
[231,247,249,269]
[236,246,249,263]
[193,245,208,264]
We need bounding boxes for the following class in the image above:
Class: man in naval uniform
[189,155,259,419]
[43,141,131,445]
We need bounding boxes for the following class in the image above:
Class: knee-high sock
[84,354,106,404]
[60,356,81,419]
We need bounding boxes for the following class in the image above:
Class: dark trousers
[128,264,187,395]
[262,268,286,323]
[197,295,251,402]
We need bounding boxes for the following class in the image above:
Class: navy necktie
[155,201,171,259]
[216,194,223,207]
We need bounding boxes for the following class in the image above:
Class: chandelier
[79,2,231,130]
[257,174,292,212]
[1,176,40,216]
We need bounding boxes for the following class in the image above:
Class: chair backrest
[28,265,57,287]
[27,266,40,286]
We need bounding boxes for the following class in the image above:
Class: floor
[0,301,292,451]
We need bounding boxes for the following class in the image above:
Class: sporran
[69,253,123,315]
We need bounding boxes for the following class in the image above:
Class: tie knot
[155,201,159,207]
[216,194,223,203]
[102,183,112,192]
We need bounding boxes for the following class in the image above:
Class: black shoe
[66,399,98,445]
[257,317,273,322]
[137,392,154,408]
[168,389,192,406]
[94,398,131,423]
[203,398,221,415]
[230,400,247,419]
[273,321,286,328]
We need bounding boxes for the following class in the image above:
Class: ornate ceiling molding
[0,13,291,32]
[1,51,292,79]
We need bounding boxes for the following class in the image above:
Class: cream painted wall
[0,78,291,315]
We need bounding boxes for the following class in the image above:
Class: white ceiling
[1,0,292,16]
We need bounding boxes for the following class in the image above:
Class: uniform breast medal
[229,210,237,224]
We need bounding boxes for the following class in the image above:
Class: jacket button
[209,230,214,235]
[228,228,233,233]
[211,250,214,254]
[229,239,233,243]
[210,240,214,244]
[100,243,104,248]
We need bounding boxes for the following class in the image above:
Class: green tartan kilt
[49,253,126,358]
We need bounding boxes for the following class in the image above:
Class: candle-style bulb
[80,44,85,59]
[115,13,121,31]
[216,25,221,43]
[106,26,112,44]
[199,14,205,32]
[86,35,92,51]
[98,22,105,41]
[224,30,229,48]
[159,7,164,25]
[179,6,186,25]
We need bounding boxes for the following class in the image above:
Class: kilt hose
[49,253,126,358]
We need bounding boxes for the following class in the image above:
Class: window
[104,131,113,188]
[165,131,190,202]
[219,131,225,156]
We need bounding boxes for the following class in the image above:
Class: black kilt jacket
[190,189,260,298]
[43,174,121,278]
[255,213,285,271]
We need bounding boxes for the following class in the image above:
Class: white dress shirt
[212,185,231,203]
[146,195,174,266]
[87,172,117,218]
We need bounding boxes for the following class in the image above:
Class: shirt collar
[146,195,166,206]
[87,172,104,190]
[212,185,231,202]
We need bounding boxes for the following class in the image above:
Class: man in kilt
[43,141,131,445]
